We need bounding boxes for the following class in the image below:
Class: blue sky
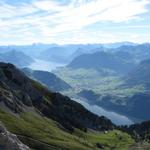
[0,0,150,45]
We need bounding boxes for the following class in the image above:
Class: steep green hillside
[0,62,149,150]
[0,109,134,150]
[0,62,113,132]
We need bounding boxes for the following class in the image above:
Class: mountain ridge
[0,62,114,131]
[0,50,34,67]
[22,68,72,92]
[68,51,135,74]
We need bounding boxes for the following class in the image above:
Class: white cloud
[0,0,150,44]
[33,0,66,11]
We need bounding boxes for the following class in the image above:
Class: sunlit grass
[0,109,134,150]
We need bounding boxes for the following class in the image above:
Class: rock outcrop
[0,123,30,150]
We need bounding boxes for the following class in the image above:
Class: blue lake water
[72,98,133,125]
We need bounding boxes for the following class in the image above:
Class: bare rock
[0,123,30,150]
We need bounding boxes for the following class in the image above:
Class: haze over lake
[29,59,66,72]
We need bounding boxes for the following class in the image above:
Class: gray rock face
[0,62,42,113]
[0,123,30,150]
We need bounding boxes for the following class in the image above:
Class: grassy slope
[0,109,134,150]
[129,142,150,150]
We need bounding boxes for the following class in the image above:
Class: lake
[72,98,133,125]
[28,59,66,71]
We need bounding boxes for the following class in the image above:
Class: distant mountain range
[0,43,57,57]
[0,50,34,67]
[38,44,104,63]
[0,42,137,64]
[68,51,136,74]
[39,46,72,63]
[102,41,137,48]
[38,42,138,63]
[111,43,150,63]
[22,68,71,91]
